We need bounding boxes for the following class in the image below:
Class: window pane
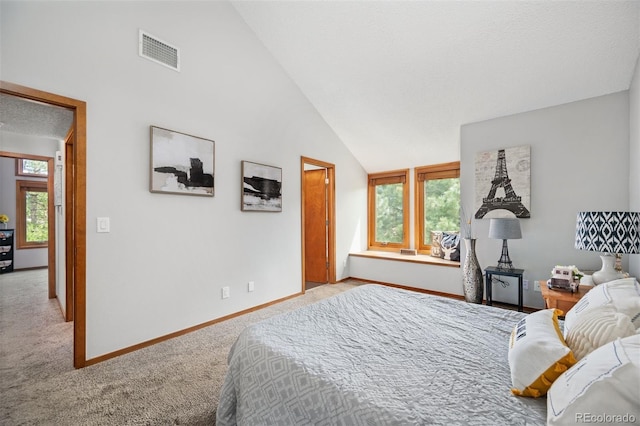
[424,178,460,245]
[21,159,48,176]
[26,190,48,243]
[375,183,404,243]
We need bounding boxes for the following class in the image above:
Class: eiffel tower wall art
[474,145,531,219]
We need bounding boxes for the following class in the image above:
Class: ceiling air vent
[139,30,180,71]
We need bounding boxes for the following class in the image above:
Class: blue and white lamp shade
[575,211,640,254]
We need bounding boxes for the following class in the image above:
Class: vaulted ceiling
[233,0,640,172]
[1,2,638,174]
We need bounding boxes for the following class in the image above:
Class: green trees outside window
[368,163,460,254]
[375,183,404,243]
[424,178,460,245]
[368,169,409,250]
[415,162,460,254]
[19,159,48,176]
[16,179,48,249]
[25,190,48,243]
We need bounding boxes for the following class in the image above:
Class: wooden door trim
[300,156,336,290]
[0,81,87,368]
[64,131,74,322]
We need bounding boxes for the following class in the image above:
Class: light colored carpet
[0,269,360,425]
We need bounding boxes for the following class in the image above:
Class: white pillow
[508,309,577,397]
[564,304,636,360]
[564,278,640,337]
[547,334,640,426]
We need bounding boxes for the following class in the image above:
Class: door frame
[0,81,87,368]
[300,156,336,290]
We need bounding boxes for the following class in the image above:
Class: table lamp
[488,218,522,270]
[575,211,640,285]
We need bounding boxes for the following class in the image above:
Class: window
[16,158,48,177]
[368,169,409,250]
[415,162,460,254]
[16,180,49,249]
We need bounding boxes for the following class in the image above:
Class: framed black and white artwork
[150,126,215,196]
[241,161,282,212]
[474,145,530,219]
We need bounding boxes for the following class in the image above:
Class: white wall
[349,256,461,295]
[1,1,367,359]
[461,92,630,308]
[629,55,640,279]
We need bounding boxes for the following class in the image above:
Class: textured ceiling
[0,93,73,141]
[233,0,640,172]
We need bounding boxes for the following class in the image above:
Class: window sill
[349,250,460,268]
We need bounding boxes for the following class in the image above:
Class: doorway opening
[0,153,56,300]
[300,156,336,291]
[0,81,87,368]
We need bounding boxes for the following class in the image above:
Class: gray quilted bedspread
[216,284,546,425]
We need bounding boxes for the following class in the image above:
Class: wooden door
[304,169,328,283]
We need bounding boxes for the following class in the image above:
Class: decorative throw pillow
[547,334,640,426]
[564,278,640,337]
[564,304,636,360]
[508,309,577,397]
[440,232,460,261]
[430,231,443,258]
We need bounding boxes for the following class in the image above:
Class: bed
[216,284,547,425]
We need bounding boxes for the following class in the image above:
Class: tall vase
[463,238,484,304]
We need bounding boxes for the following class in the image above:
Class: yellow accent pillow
[508,309,577,397]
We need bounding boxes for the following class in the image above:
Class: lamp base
[496,239,514,271]
[591,254,624,285]
[496,261,514,271]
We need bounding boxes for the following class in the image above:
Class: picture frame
[241,161,282,212]
[474,145,531,219]
[150,126,215,196]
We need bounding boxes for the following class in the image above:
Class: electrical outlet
[533,281,541,292]
[222,286,230,299]
[248,281,254,292]
[523,279,529,290]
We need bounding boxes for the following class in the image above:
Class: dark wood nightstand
[539,281,593,315]
[485,267,525,312]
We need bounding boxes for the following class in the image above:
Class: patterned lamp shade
[575,211,640,254]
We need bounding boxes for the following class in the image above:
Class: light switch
[97,217,110,233]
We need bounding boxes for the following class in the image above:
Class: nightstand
[485,266,525,312]
[539,281,593,315]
